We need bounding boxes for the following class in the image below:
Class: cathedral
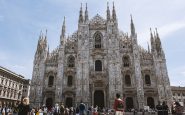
[30,3,172,110]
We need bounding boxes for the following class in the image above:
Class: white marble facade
[30,3,172,110]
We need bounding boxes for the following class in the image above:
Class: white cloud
[158,21,185,39]
[169,66,185,86]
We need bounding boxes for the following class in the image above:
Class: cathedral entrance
[65,97,73,107]
[147,97,155,109]
[94,90,104,109]
[126,97,134,111]
[46,98,53,108]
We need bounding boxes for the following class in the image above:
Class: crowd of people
[0,94,184,115]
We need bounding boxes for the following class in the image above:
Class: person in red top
[113,93,124,115]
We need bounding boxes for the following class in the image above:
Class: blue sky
[0,0,185,86]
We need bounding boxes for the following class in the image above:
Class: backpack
[117,100,124,110]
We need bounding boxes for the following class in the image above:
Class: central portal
[94,90,104,109]
[46,98,53,108]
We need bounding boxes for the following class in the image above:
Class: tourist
[162,101,169,115]
[79,101,86,115]
[60,103,65,115]
[18,97,31,115]
[75,106,79,115]
[174,101,184,115]
[156,101,163,115]
[113,93,124,115]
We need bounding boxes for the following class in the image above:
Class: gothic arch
[68,55,75,67]
[126,97,134,111]
[48,75,54,87]
[125,74,131,86]
[67,75,73,87]
[122,55,130,67]
[94,31,103,48]
[95,60,102,71]
[145,74,151,85]
[147,97,155,109]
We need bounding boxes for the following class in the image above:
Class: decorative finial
[150,28,153,37]
[155,28,158,33]
[112,2,117,21]
[107,2,110,21]
[79,3,84,23]
[48,44,49,52]
[130,14,135,35]
[85,3,88,22]
[130,14,133,22]
[147,42,150,52]
[61,16,66,39]
[155,27,159,38]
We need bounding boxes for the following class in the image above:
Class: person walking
[174,101,184,115]
[79,101,86,115]
[113,93,124,115]
[18,97,31,115]
[162,101,169,115]
[156,101,163,115]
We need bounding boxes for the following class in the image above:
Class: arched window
[94,32,102,48]
[147,97,155,109]
[68,55,75,67]
[145,75,151,85]
[123,56,130,67]
[48,76,54,87]
[67,76,73,87]
[95,60,102,71]
[125,75,131,86]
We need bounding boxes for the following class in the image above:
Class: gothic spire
[147,42,150,53]
[78,3,84,23]
[62,17,66,38]
[155,28,162,52]
[47,44,49,56]
[85,3,89,22]
[107,2,111,21]
[150,28,155,51]
[39,30,42,40]
[150,28,154,43]
[130,15,135,36]
[60,17,66,44]
[155,28,160,39]
[44,29,47,43]
[112,2,117,21]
